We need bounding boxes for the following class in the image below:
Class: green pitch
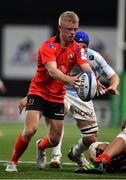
[0,122,126,179]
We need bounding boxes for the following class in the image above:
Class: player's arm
[80,63,93,73]
[44,61,79,86]
[106,73,120,95]
[96,137,126,164]
[93,51,120,95]
[19,96,27,114]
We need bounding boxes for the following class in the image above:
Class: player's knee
[23,127,37,140]
[80,122,98,146]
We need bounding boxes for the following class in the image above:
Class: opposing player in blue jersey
[49,31,120,169]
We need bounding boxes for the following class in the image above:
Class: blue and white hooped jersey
[86,48,115,79]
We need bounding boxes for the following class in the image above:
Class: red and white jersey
[28,34,88,103]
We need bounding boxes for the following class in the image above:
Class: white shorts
[64,93,97,121]
[116,128,126,144]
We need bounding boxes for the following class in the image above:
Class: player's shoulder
[86,48,96,61]
[44,35,57,46]
[39,35,58,51]
[87,48,104,61]
[87,48,99,57]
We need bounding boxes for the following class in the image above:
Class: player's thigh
[76,119,96,129]
[44,101,64,135]
[24,110,41,130]
[24,94,45,131]
[67,96,97,123]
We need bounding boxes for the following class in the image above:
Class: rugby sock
[96,153,111,163]
[73,138,88,156]
[38,135,53,150]
[52,127,64,156]
[11,133,29,164]
[72,138,90,165]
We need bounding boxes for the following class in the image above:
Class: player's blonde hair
[58,11,79,26]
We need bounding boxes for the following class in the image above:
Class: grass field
[0,122,126,179]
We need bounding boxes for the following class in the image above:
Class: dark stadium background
[0,0,123,98]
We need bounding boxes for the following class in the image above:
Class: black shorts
[26,94,64,120]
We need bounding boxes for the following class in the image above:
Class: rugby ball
[76,71,97,101]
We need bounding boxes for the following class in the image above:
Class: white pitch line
[0,160,76,166]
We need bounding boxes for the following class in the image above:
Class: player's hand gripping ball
[76,71,97,101]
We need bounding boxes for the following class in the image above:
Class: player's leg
[96,128,126,163]
[68,120,98,166]
[74,141,106,174]
[49,99,70,168]
[36,101,64,169]
[67,98,98,167]
[6,94,43,172]
[49,127,64,168]
[36,119,64,169]
[6,110,41,172]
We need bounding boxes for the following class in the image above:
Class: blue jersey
[86,48,115,79]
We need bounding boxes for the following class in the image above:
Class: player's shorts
[116,128,126,144]
[26,94,64,120]
[64,93,97,121]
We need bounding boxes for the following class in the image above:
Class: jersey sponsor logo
[89,55,94,60]
[49,43,55,49]
[54,109,64,116]
[54,113,64,116]
[68,52,74,62]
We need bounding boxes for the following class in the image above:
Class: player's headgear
[75,31,89,47]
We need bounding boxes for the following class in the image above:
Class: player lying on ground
[75,118,126,173]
